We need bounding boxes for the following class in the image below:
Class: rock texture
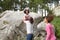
[53,6,60,16]
[0,10,41,40]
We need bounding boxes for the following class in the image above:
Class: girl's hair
[46,14,54,23]
[24,9,29,14]
[29,17,34,24]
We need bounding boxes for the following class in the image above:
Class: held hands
[25,16,30,21]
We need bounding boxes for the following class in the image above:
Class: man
[23,7,34,40]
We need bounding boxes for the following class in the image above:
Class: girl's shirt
[45,23,56,40]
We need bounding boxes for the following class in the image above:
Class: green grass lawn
[52,17,60,40]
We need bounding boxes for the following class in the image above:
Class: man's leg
[27,34,33,40]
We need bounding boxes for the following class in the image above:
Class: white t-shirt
[23,14,33,34]
[24,21,33,34]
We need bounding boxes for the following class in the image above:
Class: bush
[52,17,60,40]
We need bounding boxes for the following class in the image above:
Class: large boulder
[0,10,41,40]
[53,6,60,16]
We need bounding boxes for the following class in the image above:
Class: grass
[52,17,60,40]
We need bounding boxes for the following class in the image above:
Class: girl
[45,14,56,40]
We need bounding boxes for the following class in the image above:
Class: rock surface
[53,6,60,16]
[0,10,41,40]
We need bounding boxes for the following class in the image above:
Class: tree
[0,0,14,11]
[20,0,27,11]
[28,0,52,12]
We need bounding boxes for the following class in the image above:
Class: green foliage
[52,17,60,39]
[0,0,14,10]
[20,0,27,11]
[34,0,49,4]
[28,0,52,12]
[0,0,56,12]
